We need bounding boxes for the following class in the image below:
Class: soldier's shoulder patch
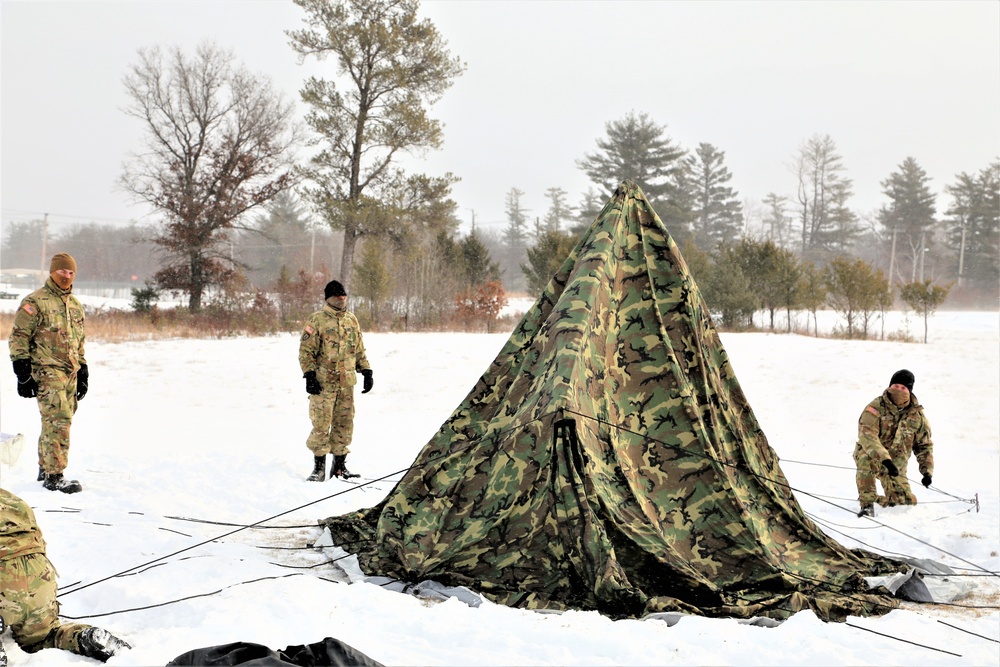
[21,302,37,315]
[865,406,879,417]
[304,325,315,335]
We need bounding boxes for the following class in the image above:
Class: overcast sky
[2,0,998,240]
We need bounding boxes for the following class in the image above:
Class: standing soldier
[1,488,130,662]
[298,280,373,481]
[853,369,935,517]
[8,252,88,494]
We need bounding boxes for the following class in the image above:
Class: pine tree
[543,187,572,233]
[685,143,743,251]
[944,161,999,297]
[792,134,858,260]
[576,111,689,228]
[289,0,464,293]
[878,157,938,284]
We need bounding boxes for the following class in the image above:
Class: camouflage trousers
[306,385,355,457]
[0,552,91,653]
[853,443,917,506]
[34,367,79,475]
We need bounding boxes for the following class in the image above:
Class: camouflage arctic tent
[323,181,902,621]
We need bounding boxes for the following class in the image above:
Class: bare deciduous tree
[120,42,299,311]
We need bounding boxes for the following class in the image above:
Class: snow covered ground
[0,304,997,666]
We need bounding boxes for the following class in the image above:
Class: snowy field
[0,303,997,666]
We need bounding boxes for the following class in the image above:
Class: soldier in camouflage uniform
[0,488,130,662]
[854,369,934,517]
[8,253,88,494]
[299,280,373,481]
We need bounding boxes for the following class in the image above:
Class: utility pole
[39,213,49,284]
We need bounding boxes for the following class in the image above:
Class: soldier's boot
[330,454,359,479]
[306,455,326,482]
[42,473,83,494]
[857,503,874,517]
[77,627,131,662]
[1,615,7,667]
[37,466,44,482]
[330,454,346,478]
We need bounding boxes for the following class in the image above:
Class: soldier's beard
[51,273,74,290]
[887,387,911,407]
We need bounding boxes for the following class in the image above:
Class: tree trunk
[340,226,358,293]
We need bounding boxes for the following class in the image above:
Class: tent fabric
[167,637,383,666]
[322,180,904,621]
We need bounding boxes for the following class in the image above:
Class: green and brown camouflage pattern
[1,490,91,651]
[854,390,934,506]
[323,181,903,621]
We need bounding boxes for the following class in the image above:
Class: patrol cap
[50,252,77,273]
[324,280,347,299]
[889,369,914,392]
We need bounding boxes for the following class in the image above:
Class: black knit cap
[324,280,347,299]
[889,369,915,392]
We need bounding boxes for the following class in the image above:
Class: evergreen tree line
[502,113,998,308]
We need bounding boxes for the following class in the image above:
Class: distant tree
[273,266,323,326]
[459,231,501,288]
[761,193,793,249]
[54,223,160,283]
[288,0,464,293]
[576,111,689,228]
[878,157,938,284]
[685,142,743,251]
[792,134,858,258]
[678,237,712,288]
[944,160,999,296]
[120,42,298,311]
[570,187,604,235]
[543,187,572,233]
[900,280,951,344]
[703,243,756,329]
[797,262,827,336]
[522,229,576,296]
[354,238,392,326]
[455,279,507,333]
[824,256,889,339]
[500,187,529,291]
[1,220,46,271]
[237,191,316,286]
[750,240,801,332]
[130,281,161,313]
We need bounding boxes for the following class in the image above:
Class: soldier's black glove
[12,358,38,399]
[76,364,89,400]
[361,369,373,394]
[304,371,321,395]
[882,459,899,477]
[922,473,932,487]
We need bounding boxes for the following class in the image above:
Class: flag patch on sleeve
[21,303,37,315]
[866,406,879,417]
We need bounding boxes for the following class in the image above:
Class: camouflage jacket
[0,488,47,561]
[298,305,370,388]
[8,277,87,373]
[857,390,934,476]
